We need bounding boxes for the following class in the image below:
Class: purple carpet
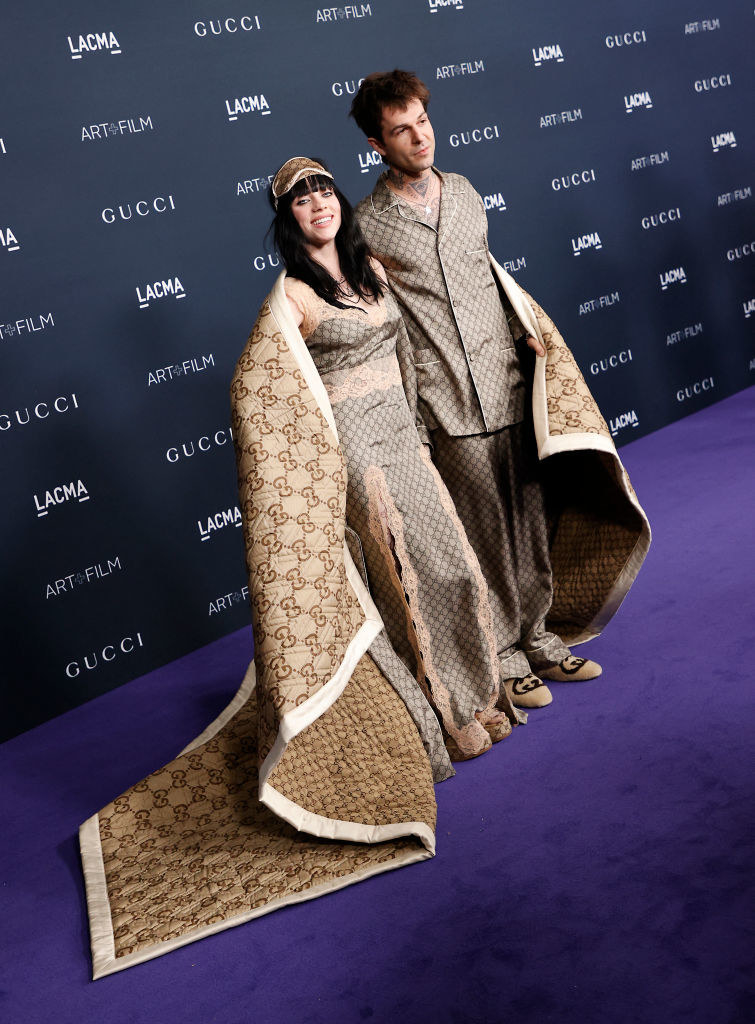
[3,388,753,1024]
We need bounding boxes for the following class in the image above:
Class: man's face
[368,97,435,177]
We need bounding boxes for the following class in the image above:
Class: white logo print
[46,557,123,599]
[609,410,639,437]
[641,207,681,229]
[694,74,732,92]
[660,267,687,290]
[590,350,632,375]
[65,633,145,678]
[667,323,703,345]
[579,292,620,316]
[358,149,383,174]
[685,19,720,33]
[82,116,154,142]
[449,125,500,147]
[194,17,262,36]
[631,151,669,171]
[136,276,186,309]
[552,169,596,191]
[0,313,55,342]
[483,193,507,213]
[315,5,372,22]
[34,480,90,518]
[226,93,270,121]
[436,60,484,79]
[209,586,249,615]
[68,31,121,59]
[1,227,20,252]
[711,130,737,153]
[198,506,242,542]
[605,30,647,48]
[676,377,714,401]
[147,354,214,386]
[717,187,752,207]
[532,44,564,67]
[428,0,464,11]
[625,91,653,113]
[102,196,176,223]
[237,174,274,195]
[572,232,602,255]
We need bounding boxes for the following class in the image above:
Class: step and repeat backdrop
[2,0,753,740]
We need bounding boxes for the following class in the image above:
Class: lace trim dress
[286,277,519,760]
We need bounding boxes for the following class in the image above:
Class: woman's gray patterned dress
[286,277,518,761]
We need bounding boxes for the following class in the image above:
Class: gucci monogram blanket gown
[285,276,519,761]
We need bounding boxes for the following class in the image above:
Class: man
[351,70,602,709]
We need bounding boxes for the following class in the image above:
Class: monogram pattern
[432,423,571,677]
[83,295,441,976]
[296,279,518,760]
[268,652,436,827]
[231,299,366,761]
[356,170,526,437]
[522,288,649,640]
[98,678,428,961]
[522,287,611,440]
[82,268,651,976]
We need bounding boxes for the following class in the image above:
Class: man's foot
[540,656,602,682]
[504,674,553,709]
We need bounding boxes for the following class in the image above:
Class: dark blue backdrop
[2,0,753,740]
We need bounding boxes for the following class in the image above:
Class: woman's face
[290,184,341,250]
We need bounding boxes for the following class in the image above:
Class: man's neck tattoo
[388,166,405,188]
[410,177,431,198]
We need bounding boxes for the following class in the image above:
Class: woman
[264,156,517,760]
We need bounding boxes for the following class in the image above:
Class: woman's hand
[526,334,546,358]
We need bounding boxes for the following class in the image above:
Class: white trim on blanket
[79,813,116,982]
[257,613,382,790]
[262,785,436,854]
[86,841,431,980]
[257,274,388,796]
[489,256,550,455]
[488,255,651,643]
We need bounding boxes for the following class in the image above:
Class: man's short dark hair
[350,70,431,142]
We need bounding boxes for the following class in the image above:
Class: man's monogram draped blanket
[79,261,650,978]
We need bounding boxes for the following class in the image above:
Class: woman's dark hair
[269,166,384,309]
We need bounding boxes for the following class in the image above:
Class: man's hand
[526,334,546,358]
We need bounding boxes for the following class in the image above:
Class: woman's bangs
[290,173,334,199]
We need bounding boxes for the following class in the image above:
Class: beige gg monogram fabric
[79,292,438,980]
[356,170,526,437]
[291,278,519,761]
[358,168,649,651]
[511,275,651,641]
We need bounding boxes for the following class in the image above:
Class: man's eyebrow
[389,113,424,135]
